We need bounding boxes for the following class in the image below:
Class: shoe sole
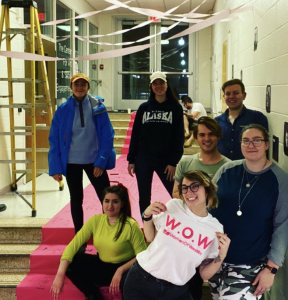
[0,205,7,212]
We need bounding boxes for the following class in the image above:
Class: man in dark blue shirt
[215,79,268,160]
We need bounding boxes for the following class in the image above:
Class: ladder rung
[2,0,38,8]
[2,28,30,35]
[13,169,48,174]
[15,191,33,196]
[13,126,50,130]
[0,103,48,109]
[0,159,32,163]
[0,78,43,83]
[13,148,49,152]
[0,132,32,135]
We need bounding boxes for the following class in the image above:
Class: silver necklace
[237,160,268,216]
[237,170,260,216]
[245,172,258,188]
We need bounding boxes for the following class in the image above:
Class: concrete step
[0,273,27,286]
[0,273,27,300]
[110,119,130,127]
[183,145,200,155]
[108,112,133,120]
[0,244,38,273]
[0,218,48,244]
[0,219,48,300]
[113,135,129,145]
[114,144,123,155]
[114,127,130,136]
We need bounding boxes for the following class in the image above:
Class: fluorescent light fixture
[57,25,79,32]
[178,37,185,46]
[161,27,168,33]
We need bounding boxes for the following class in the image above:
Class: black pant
[188,267,203,300]
[66,252,128,299]
[134,154,174,214]
[66,163,110,233]
[124,261,193,300]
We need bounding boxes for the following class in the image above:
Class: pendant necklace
[237,159,268,216]
[245,172,258,188]
[237,170,260,216]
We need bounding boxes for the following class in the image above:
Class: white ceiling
[84,0,216,15]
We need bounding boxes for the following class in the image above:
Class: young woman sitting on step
[50,184,147,300]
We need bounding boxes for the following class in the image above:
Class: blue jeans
[123,261,193,300]
[134,154,174,214]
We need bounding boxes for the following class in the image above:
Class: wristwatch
[264,265,278,274]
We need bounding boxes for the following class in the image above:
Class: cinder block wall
[211,1,288,299]
[211,0,288,173]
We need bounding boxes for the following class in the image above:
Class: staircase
[109,111,200,156]
[0,218,49,300]
[0,113,202,300]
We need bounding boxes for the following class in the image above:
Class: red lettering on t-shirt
[198,234,213,249]
[182,227,194,239]
[166,215,181,230]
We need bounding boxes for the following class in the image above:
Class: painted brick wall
[211,1,288,299]
[211,0,288,173]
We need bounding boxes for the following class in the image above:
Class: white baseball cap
[150,71,167,83]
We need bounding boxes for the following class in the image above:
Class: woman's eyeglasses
[241,139,265,147]
[181,183,201,194]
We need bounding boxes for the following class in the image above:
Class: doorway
[115,20,192,110]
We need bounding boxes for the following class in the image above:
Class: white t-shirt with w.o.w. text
[136,198,223,286]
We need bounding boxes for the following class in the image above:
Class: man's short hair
[193,116,222,139]
[222,79,245,94]
[181,96,193,104]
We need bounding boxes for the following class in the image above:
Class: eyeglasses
[241,139,265,147]
[72,82,88,87]
[181,183,201,194]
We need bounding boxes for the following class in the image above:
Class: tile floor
[0,154,189,219]
[0,173,91,219]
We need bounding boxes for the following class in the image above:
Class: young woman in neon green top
[50,184,147,300]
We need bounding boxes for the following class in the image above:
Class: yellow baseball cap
[70,73,90,84]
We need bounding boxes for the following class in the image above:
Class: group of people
[48,72,288,300]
